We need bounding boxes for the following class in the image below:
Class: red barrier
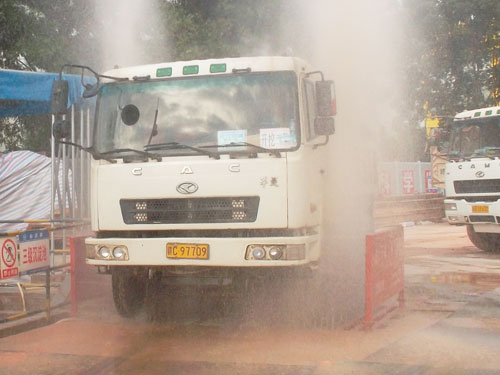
[365,226,404,328]
[70,237,86,315]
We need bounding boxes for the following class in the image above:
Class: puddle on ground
[431,272,500,287]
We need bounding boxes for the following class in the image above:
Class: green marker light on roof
[183,65,199,75]
[210,63,227,73]
[156,67,172,77]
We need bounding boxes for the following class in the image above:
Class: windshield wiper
[56,140,117,163]
[99,148,162,162]
[144,142,220,160]
[146,98,160,146]
[211,142,281,158]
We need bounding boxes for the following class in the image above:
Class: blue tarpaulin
[0,69,95,118]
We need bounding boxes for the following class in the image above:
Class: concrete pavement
[0,223,500,375]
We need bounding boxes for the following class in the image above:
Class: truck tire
[144,272,163,321]
[467,225,500,253]
[111,268,147,317]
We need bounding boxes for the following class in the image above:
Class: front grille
[448,196,500,202]
[468,215,496,223]
[120,197,260,224]
[454,179,500,194]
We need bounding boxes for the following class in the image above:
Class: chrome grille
[468,215,496,223]
[120,197,260,224]
[454,179,500,194]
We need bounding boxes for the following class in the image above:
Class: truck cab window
[94,71,300,155]
[450,119,500,157]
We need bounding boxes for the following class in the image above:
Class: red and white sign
[1,237,19,280]
[19,230,50,274]
[402,170,415,194]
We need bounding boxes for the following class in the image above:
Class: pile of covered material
[0,150,51,233]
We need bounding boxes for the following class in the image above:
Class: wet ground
[1,222,500,374]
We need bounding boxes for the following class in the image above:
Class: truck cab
[444,106,500,252]
[54,56,336,316]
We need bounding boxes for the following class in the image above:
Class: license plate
[472,205,489,213]
[166,243,209,259]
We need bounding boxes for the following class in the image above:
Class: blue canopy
[0,69,95,118]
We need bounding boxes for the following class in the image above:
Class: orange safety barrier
[365,225,404,328]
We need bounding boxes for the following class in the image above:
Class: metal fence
[0,102,92,329]
[377,161,438,197]
[0,224,86,327]
[50,104,93,264]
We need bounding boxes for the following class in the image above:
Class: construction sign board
[402,170,415,195]
[19,230,50,275]
[1,236,19,280]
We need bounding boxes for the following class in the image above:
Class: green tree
[1,0,288,153]
[402,0,500,122]
[0,116,50,153]
[0,0,99,153]
[160,0,285,61]
[6,0,497,160]
[0,0,83,71]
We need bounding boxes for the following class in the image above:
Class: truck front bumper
[85,234,320,267]
[445,198,500,233]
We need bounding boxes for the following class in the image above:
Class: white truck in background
[51,56,336,317]
[444,106,500,252]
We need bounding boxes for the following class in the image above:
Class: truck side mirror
[83,82,104,98]
[52,119,71,140]
[316,80,336,117]
[51,79,69,115]
[314,116,335,136]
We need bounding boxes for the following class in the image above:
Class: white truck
[444,106,500,252]
[51,56,336,317]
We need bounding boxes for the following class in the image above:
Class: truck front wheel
[466,226,500,253]
[112,267,147,317]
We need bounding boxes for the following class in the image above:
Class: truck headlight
[251,246,266,260]
[268,246,283,260]
[112,246,128,260]
[97,246,111,259]
[90,245,129,260]
[445,202,457,211]
[245,244,305,260]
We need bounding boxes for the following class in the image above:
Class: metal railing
[50,104,93,265]
[0,218,88,326]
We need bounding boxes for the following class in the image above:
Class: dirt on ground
[1,222,500,375]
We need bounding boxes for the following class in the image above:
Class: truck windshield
[94,71,299,157]
[449,118,500,158]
